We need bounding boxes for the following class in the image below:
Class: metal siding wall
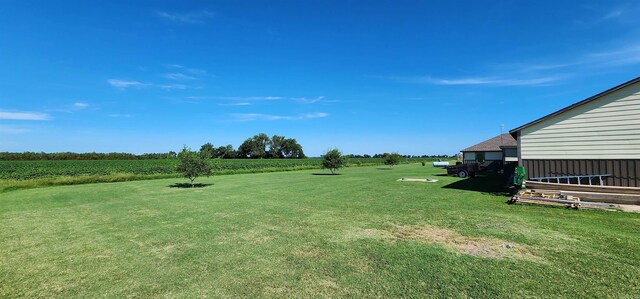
[519,84,640,160]
[523,159,640,187]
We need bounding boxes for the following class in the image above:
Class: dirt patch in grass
[318,278,339,289]
[264,286,289,294]
[354,224,541,260]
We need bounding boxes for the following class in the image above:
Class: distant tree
[176,146,212,187]
[199,142,215,159]
[281,138,305,158]
[383,152,401,167]
[252,133,270,157]
[214,144,236,158]
[238,133,270,158]
[269,135,287,158]
[236,140,252,158]
[322,148,345,174]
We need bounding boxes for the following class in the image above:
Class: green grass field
[1,164,638,297]
[0,158,425,192]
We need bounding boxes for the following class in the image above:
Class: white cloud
[158,83,187,90]
[156,10,214,24]
[218,102,252,106]
[600,9,624,21]
[585,45,640,65]
[73,102,89,109]
[0,125,32,134]
[230,112,329,122]
[108,79,189,90]
[291,96,326,104]
[0,110,51,120]
[423,76,561,86]
[107,79,148,88]
[165,64,208,76]
[163,73,197,80]
[209,95,331,104]
[382,75,561,87]
[378,42,640,88]
[214,96,283,101]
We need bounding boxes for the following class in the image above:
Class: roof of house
[461,133,517,152]
[509,76,640,137]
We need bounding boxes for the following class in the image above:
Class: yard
[1,164,638,297]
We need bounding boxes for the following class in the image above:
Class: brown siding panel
[523,159,640,187]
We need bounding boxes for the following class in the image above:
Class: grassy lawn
[1,164,639,297]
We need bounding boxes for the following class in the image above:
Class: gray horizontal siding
[520,83,640,160]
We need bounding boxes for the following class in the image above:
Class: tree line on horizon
[0,133,305,161]
[200,133,305,159]
[0,132,456,161]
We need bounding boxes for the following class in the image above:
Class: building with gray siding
[510,77,640,187]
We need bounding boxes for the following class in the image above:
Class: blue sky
[1,1,640,156]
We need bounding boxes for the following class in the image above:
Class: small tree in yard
[322,148,345,174]
[384,152,401,168]
[176,146,212,187]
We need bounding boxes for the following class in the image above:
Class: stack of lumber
[511,182,640,213]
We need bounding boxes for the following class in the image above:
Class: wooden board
[514,196,640,213]
[525,180,640,195]
[529,189,640,205]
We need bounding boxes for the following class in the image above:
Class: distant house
[461,133,517,170]
[510,77,640,187]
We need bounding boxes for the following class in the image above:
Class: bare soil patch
[355,224,540,260]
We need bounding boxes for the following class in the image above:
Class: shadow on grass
[168,183,213,188]
[435,174,450,177]
[442,173,510,196]
[311,173,342,176]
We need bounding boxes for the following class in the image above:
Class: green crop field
[0,158,430,192]
[0,158,426,180]
[1,164,638,298]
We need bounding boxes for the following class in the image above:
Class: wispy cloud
[230,112,329,122]
[423,76,561,86]
[108,79,189,90]
[207,95,331,105]
[108,65,209,91]
[213,96,283,101]
[165,64,208,76]
[158,83,187,90]
[218,102,252,106]
[0,125,32,134]
[156,10,214,24]
[163,73,197,80]
[107,79,149,89]
[108,114,132,118]
[0,110,51,120]
[378,42,640,88]
[380,75,561,87]
[600,9,624,21]
[586,45,640,65]
[73,102,89,109]
[291,96,327,104]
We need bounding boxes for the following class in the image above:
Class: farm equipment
[446,162,479,178]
